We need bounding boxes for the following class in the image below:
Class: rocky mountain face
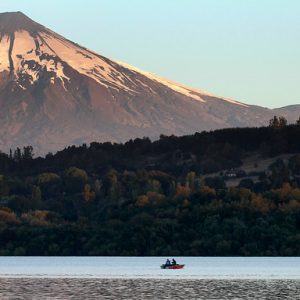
[0,12,298,154]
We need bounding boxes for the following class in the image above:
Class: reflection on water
[0,278,299,300]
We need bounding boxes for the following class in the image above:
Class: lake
[0,257,299,299]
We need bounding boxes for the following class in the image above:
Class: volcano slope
[0,12,298,154]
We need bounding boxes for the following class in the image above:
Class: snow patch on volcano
[119,62,248,107]
[118,62,207,102]
[0,35,10,72]
[10,31,70,88]
[40,31,137,93]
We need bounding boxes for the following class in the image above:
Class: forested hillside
[0,124,300,255]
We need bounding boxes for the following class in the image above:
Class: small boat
[160,264,185,269]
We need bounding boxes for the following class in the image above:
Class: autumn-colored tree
[200,185,216,196]
[82,184,96,202]
[136,194,149,206]
[146,191,165,204]
[0,208,17,223]
[175,184,191,199]
[251,195,274,213]
[281,199,300,211]
[274,183,300,203]
[21,210,49,225]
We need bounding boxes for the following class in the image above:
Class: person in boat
[172,258,177,265]
[165,259,171,266]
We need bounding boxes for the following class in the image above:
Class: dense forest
[0,121,300,255]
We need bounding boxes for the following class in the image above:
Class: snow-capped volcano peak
[0,12,68,87]
[0,11,248,106]
[0,12,241,102]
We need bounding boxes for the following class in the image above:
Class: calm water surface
[0,257,299,299]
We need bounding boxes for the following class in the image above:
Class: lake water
[0,257,299,299]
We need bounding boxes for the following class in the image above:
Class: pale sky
[0,0,299,108]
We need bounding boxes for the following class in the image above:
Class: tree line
[0,122,299,255]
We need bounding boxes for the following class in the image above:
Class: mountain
[0,12,299,154]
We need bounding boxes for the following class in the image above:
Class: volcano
[0,12,298,154]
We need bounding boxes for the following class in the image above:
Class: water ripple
[0,279,299,300]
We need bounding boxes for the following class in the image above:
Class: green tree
[31,185,42,208]
[38,173,60,184]
[107,170,121,201]
[186,171,196,191]
[64,167,88,193]
[65,167,88,181]
[22,146,34,160]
